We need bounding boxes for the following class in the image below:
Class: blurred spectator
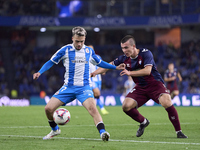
[0,0,200,17]
[56,0,83,17]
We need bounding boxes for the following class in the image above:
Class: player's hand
[33,72,41,80]
[90,72,96,77]
[116,63,126,70]
[120,69,131,76]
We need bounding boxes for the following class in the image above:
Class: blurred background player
[164,63,182,99]
[123,76,136,96]
[88,45,109,115]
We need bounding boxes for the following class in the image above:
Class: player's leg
[170,91,175,99]
[82,97,103,125]
[159,93,187,138]
[45,97,64,120]
[43,97,64,140]
[93,87,109,115]
[122,89,150,137]
[82,97,110,141]
[149,81,187,138]
[171,90,179,99]
[43,85,74,140]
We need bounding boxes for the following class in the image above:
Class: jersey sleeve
[90,49,101,65]
[38,60,54,74]
[142,49,154,67]
[113,55,124,66]
[50,46,67,64]
[97,60,116,69]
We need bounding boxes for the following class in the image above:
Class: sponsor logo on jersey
[72,57,88,64]
[72,60,88,63]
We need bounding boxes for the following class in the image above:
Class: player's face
[168,63,174,71]
[72,34,85,50]
[121,40,135,57]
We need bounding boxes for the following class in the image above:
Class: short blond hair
[72,26,87,36]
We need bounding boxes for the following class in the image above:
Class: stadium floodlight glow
[40,27,46,32]
[97,14,102,18]
[94,27,100,32]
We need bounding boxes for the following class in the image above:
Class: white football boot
[100,131,110,141]
[43,128,61,140]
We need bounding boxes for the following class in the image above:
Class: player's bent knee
[159,94,172,108]
[122,99,136,112]
[45,105,54,114]
[122,103,129,112]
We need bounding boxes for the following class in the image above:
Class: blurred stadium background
[0,0,200,106]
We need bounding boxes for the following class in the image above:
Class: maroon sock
[165,105,181,131]
[124,108,145,123]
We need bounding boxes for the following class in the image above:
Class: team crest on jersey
[138,59,142,65]
[85,48,89,53]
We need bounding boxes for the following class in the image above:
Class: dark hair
[120,35,136,46]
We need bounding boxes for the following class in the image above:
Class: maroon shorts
[126,81,169,108]
[167,84,178,94]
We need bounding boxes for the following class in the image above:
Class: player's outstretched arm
[91,67,107,77]
[120,65,152,77]
[91,61,125,77]
[33,60,54,80]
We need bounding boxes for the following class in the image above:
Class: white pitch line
[0,135,199,146]
[0,122,198,129]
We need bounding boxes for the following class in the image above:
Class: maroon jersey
[113,48,164,86]
[113,48,169,107]
[164,68,178,93]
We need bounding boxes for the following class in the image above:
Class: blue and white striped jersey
[50,44,101,86]
[90,54,102,82]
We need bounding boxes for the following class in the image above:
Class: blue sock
[97,98,104,109]
[51,125,59,131]
[48,120,59,131]
[99,129,106,135]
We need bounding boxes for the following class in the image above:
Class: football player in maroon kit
[91,35,187,138]
[164,63,182,99]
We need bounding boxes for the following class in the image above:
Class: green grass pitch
[0,106,199,150]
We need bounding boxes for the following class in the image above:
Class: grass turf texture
[0,106,199,150]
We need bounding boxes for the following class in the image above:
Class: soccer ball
[53,108,71,125]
